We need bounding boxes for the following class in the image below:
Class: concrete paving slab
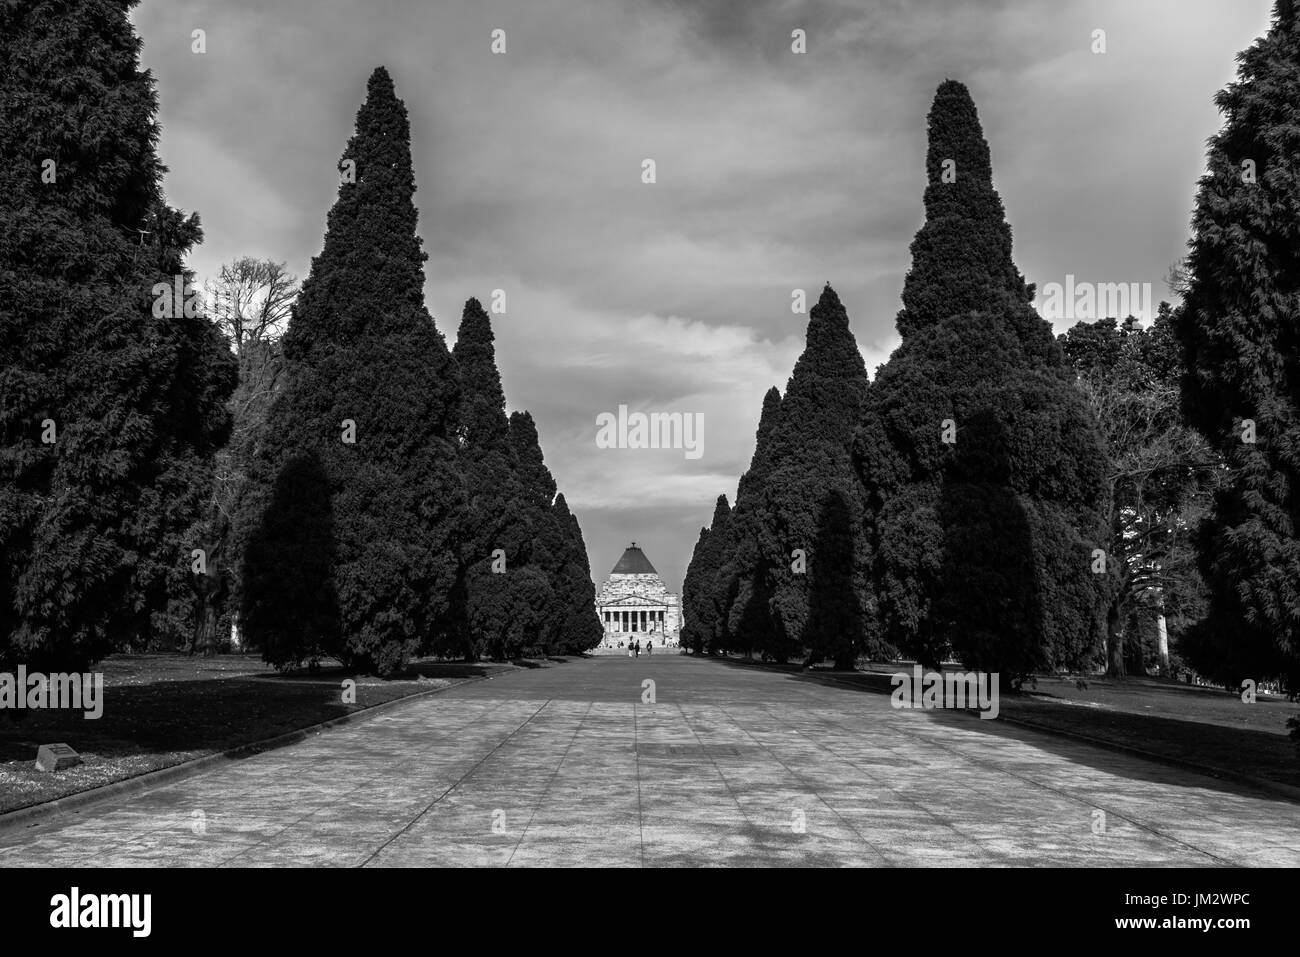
[1,655,1296,867]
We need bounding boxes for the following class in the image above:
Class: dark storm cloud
[655,0,865,60]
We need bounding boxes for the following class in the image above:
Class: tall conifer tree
[707,285,876,668]
[681,527,712,654]
[1172,1,1300,688]
[758,286,874,667]
[855,81,1109,681]
[550,493,605,654]
[682,494,732,654]
[0,0,236,671]
[715,387,782,656]
[508,410,602,653]
[239,68,463,675]
[454,299,550,658]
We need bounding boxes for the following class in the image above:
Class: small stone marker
[36,743,81,772]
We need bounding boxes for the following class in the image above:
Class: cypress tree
[715,387,782,656]
[550,493,604,654]
[897,80,1044,356]
[238,67,463,675]
[513,411,560,652]
[758,285,873,667]
[451,304,597,658]
[506,410,559,652]
[807,489,866,667]
[682,494,732,654]
[707,284,876,668]
[508,411,602,654]
[740,387,784,500]
[0,0,236,671]
[454,299,511,451]
[509,410,557,509]
[681,527,712,654]
[454,298,546,658]
[1172,1,1300,689]
[854,81,1109,681]
[239,453,340,667]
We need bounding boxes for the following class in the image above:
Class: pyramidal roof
[612,543,658,575]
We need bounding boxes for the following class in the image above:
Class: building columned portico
[595,543,681,648]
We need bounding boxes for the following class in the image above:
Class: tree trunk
[1102,488,1126,678]
[189,500,231,657]
[192,598,221,657]
[1105,600,1125,677]
[188,545,226,658]
[1154,592,1170,676]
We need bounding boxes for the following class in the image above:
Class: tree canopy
[238,68,463,675]
[1171,1,1300,689]
[854,80,1110,682]
[0,0,236,671]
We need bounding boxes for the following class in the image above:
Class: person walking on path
[647,639,653,655]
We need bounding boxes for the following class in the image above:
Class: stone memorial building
[595,543,681,648]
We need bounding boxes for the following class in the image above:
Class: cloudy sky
[132,0,1274,594]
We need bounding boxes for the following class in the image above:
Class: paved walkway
[2,656,1297,866]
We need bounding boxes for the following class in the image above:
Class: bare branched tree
[189,258,299,655]
[206,256,296,348]
[1163,259,1191,301]
[1062,305,1221,678]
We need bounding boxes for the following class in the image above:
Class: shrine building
[595,543,681,647]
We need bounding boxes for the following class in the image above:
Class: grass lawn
[0,652,568,815]
[1000,673,1300,791]
[736,657,1300,793]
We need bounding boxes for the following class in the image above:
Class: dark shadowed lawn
[725,659,1300,792]
[0,653,560,814]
